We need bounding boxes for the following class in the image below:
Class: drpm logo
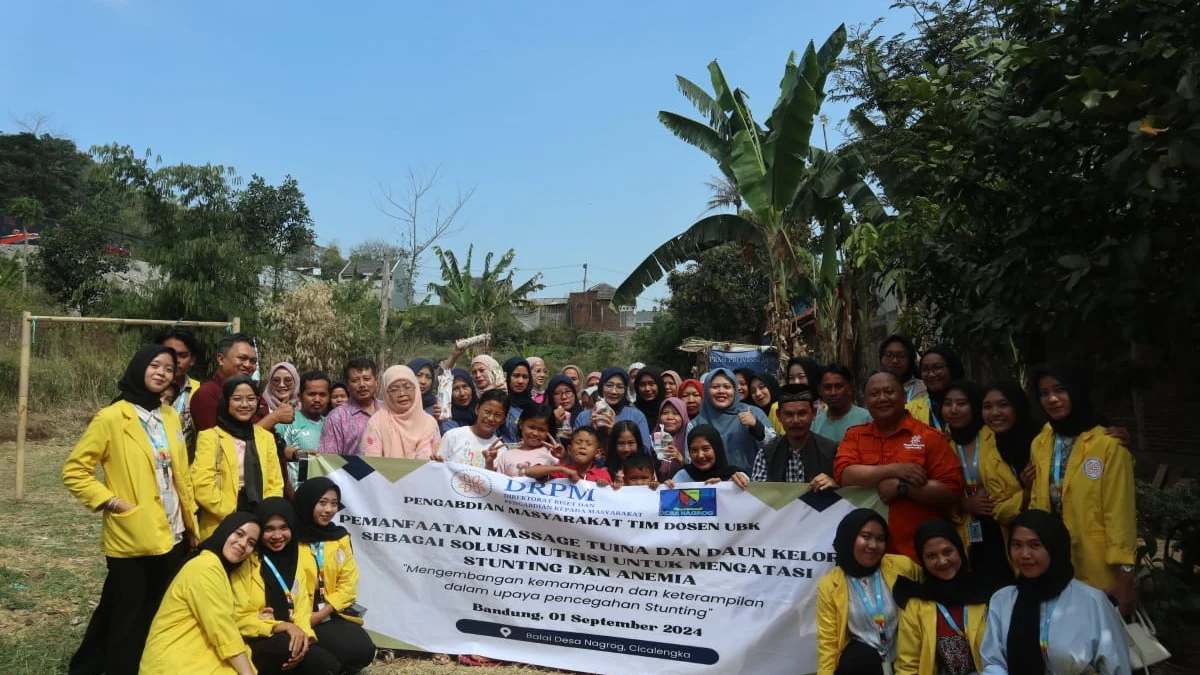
[659,488,717,517]
[450,468,492,498]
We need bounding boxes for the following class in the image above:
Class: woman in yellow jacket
[193,376,284,539]
[140,512,260,675]
[1029,364,1136,615]
[233,497,345,675]
[905,345,964,432]
[817,508,920,675]
[979,380,1038,536]
[893,519,997,675]
[62,345,201,675]
[294,477,376,673]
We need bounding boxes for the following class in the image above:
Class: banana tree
[612,25,886,361]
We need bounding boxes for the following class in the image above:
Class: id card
[968,519,984,544]
[316,602,332,623]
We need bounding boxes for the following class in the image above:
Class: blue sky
[5,0,910,308]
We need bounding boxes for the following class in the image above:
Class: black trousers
[69,541,188,675]
[835,639,885,675]
[248,633,341,675]
[312,615,376,674]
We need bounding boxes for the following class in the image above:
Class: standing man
[811,363,873,443]
[190,334,260,432]
[156,328,202,450]
[277,370,331,484]
[318,358,382,456]
[751,384,838,490]
[834,371,962,561]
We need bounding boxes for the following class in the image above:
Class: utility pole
[377,258,393,368]
[581,263,588,291]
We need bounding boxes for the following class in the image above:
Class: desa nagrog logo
[450,468,492,498]
[659,488,717,517]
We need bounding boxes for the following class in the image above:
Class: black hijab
[1033,364,1100,437]
[503,357,534,411]
[255,497,299,620]
[785,357,823,389]
[217,376,264,513]
[195,510,259,574]
[681,424,743,482]
[944,379,985,446]
[633,366,666,430]
[987,379,1037,471]
[546,374,582,426]
[748,371,782,415]
[407,358,438,410]
[834,508,889,578]
[294,477,349,543]
[893,518,999,608]
[921,345,965,416]
[449,368,478,428]
[115,344,176,410]
[1006,510,1075,675]
[733,368,757,403]
[598,366,631,414]
[879,334,919,384]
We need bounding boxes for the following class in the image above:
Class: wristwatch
[896,479,910,497]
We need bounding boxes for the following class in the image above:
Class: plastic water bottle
[653,424,670,460]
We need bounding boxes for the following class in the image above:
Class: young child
[436,391,509,468]
[491,404,560,477]
[619,452,661,489]
[526,427,612,486]
[328,382,349,410]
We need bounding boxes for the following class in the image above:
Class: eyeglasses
[920,364,947,375]
[881,351,908,361]
[602,383,626,392]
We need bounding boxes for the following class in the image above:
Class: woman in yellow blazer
[980,380,1038,534]
[193,376,284,539]
[893,519,997,675]
[62,345,201,675]
[1029,364,1136,615]
[294,477,376,673]
[233,497,345,675]
[817,508,920,675]
[904,346,964,432]
[140,512,260,675]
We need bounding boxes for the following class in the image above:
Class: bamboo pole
[26,316,232,328]
[16,312,31,501]
[232,317,241,334]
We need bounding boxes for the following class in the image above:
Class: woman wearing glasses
[359,365,442,459]
[906,345,965,432]
[573,366,653,448]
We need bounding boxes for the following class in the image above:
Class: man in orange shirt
[834,371,963,560]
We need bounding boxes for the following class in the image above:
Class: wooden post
[16,312,32,501]
[232,316,241,334]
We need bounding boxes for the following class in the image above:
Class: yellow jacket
[62,401,200,558]
[977,427,1025,529]
[767,402,785,436]
[139,550,252,675]
[192,427,284,539]
[894,599,986,675]
[231,552,317,640]
[1030,423,1136,591]
[905,396,931,426]
[299,535,363,625]
[816,554,920,675]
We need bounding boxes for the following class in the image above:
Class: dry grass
[0,416,572,675]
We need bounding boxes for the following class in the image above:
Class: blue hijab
[598,366,631,413]
[407,358,437,410]
[695,368,764,470]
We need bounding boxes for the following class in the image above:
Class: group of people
[60,328,1139,675]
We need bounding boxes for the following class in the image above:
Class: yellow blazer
[299,535,363,625]
[62,401,199,558]
[816,554,920,675]
[231,552,317,640]
[905,396,932,426]
[977,427,1025,529]
[192,426,284,539]
[139,550,250,675]
[894,599,987,675]
[1030,423,1136,591]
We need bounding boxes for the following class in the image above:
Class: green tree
[416,245,545,342]
[236,174,316,300]
[631,311,693,373]
[316,242,348,280]
[5,196,43,290]
[613,26,886,361]
[665,242,769,343]
[0,132,91,220]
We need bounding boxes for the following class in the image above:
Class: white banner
[314,456,877,675]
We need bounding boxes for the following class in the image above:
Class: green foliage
[631,312,692,373]
[236,174,316,300]
[0,132,92,220]
[664,242,769,343]
[316,242,347,281]
[417,245,545,338]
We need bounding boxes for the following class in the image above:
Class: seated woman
[233,497,341,675]
[294,478,377,674]
[193,376,284,539]
[671,424,749,489]
[981,510,1132,675]
[693,368,774,472]
[139,512,261,675]
[359,365,441,458]
[816,508,920,675]
[893,519,996,675]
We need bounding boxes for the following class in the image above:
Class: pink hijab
[470,355,504,392]
[661,370,682,395]
[360,365,440,459]
[659,396,691,452]
[263,362,300,411]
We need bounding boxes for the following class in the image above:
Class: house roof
[339,259,407,278]
[588,282,616,300]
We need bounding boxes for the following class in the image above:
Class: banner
[708,347,777,375]
[311,456,882,675]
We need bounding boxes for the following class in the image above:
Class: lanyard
[138,416,172,483]
[261,555,295,620]
[927,396,946,430]
[1040,598,1058,665]
[174,388,189,415]
[1051,435,1074,487]
[310,543,327,600]
[954,435,980,494]
[935,603,968,637]
[906,381,917,403]
[850,570,890,643]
